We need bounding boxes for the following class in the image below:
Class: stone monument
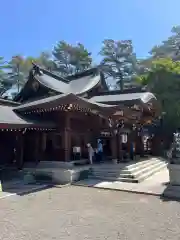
[163,131,180,199]
[168,132,180,185]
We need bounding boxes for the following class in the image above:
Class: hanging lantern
[146,120,152,125]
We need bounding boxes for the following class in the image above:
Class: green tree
[136,58,180,130]
[36,52,55,70]
[52,41,92,76]
[0,56,12,94]
[8,55,27,92]
[7,53,55,93]
[99,39,137,90]
[150,26,180,60]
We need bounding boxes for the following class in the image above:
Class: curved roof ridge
[89,92,157,104]
[33,64,103,95]
[32,62,69,83]
[13,64,107,102]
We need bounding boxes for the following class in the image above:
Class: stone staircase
[89,157,167,183]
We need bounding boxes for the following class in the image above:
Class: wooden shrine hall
[0,64,161,169]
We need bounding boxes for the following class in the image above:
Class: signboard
[101,131,111,136]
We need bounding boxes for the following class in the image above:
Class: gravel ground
[0,185,180,240]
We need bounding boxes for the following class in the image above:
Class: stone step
[91,160,167,183]
[137,164,167,182]
[92,160,166,178]
[132,161,167,179]
[92,164,166,183]
[91,175,140,183]
[92,162,154,175]
[92,158,164,173]
[92,173,132,179]
[93,162,166,177]
[126,159,165,171]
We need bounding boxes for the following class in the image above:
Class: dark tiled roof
[34,67,101,95]
[0,105,54,129]
[89,92,156,104]
[35,74,69,93]
[13,93,119,116]
[13,64,108,102]
[14,93,71,111]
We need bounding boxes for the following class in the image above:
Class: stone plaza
[0,185,180,240]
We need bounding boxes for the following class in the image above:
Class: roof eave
[13,93,120,117]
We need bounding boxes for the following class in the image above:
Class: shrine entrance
[101,138,111,160]
[23,131,41,164]
[100,131,112,161]
[44,134,54,160]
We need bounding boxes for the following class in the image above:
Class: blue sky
[1,0,180,62]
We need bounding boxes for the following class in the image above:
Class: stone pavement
[1,186,180,240]
[74,168,169,196]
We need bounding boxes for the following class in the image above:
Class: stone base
[25,161,91,184]
[168,163,180,185]
[163,184,180,199]
[23,172,36,184]
[36,160,89,169]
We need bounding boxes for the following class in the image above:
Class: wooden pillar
[136,134,141,155]
[118,134,123,162]
[64,113,71,161]
[152,134,161,156]
[140,136,144,157]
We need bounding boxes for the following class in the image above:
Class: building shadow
[18,184,54,196]
[0,179,54,196]
[72,177,112,187]
[0,168,55,196]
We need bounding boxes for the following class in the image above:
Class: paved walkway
[1,186,180,240]
[74,168,169,196]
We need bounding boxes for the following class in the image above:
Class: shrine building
[0,63,161,169]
